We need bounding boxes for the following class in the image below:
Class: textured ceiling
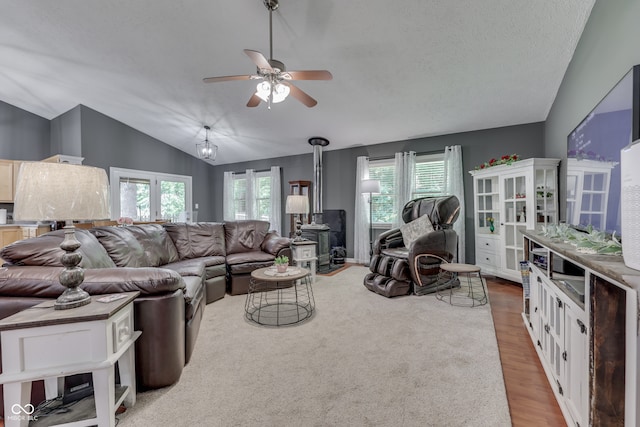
[0,0,594,165]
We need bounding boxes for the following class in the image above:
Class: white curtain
[444,145,465,263]
[354,156,371,264]
[269,166,282,235]
[392,151,416,228]
[245,169,257,220]
[223,171,235,221]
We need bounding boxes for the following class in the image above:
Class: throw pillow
[400,214,434,248]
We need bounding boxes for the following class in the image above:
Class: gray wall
[212,122,545,262]
[0,100,50,160]
[78,106,216,221]
[545,0,640,219]
[50,105,82,157]
[1,95,545,263]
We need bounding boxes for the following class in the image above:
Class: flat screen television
[566,65,640,238]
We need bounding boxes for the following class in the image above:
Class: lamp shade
[13,162,110,221]
[361,179,381,194]
[285,195,309,215]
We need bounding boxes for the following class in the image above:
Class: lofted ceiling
[0,0,595,165]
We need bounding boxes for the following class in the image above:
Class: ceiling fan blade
[244,49,273,72]
[203,75,255,83]
[283,70,333,81]
[247,93,262,108]
[282,81,317,108]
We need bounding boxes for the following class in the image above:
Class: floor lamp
[13,162,110,310]
[361,179,380,256]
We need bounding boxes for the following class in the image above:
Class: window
[368,153,445,226]
[413,154,446,199]
[110,167,192,221]
[231,171,271,221]
[255,174,271,221]
[233,177,247,220]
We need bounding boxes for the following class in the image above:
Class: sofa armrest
[261,233,292,256]
[0,266,185,298]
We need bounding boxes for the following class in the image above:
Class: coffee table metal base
[246,267,315,326]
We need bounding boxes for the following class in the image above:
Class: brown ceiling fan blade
[203,75,254,83]
[247,93,262,108]
[244,49,273,72]
[282,81,317,108]
[283,70,333,81]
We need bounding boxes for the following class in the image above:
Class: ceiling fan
[203,0,332,108]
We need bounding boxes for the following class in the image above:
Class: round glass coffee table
[245,266,315,326]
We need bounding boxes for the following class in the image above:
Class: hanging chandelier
[196,125,218,161]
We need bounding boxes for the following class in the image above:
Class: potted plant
[274,255,289,273]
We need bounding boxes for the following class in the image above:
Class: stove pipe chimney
[308,137,330,224]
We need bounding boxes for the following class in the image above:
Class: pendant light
[196,125,218,161]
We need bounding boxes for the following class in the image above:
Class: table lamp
[13,162,110,310]
[285,195,309,241]
[361,179,381,256]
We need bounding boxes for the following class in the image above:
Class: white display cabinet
[470,158,560,282]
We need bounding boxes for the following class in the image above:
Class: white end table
[0,292,141,427]
[290,240,317,283]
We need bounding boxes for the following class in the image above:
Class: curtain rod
[229,168,272,175]
[367,149,445,162]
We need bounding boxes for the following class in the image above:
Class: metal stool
[436,263,487,307]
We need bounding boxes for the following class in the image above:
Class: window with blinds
[368,153,445,225]
[413,154,445,198]
[232,171,271,220]
[111,167,192,222]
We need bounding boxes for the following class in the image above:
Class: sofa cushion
[0,265,185,298]
[226,251,276,275]
[224,220,270,255]
[181,275,202,306]
[163,223,226,259]
[225,250,275,265]
[0,229,116,269]
[162,259,206,277]
[91,224,179,267]
[400,214,434,247]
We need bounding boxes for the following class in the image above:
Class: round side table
[436,263,488,307]
[245,266,315,326]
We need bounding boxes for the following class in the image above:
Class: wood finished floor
[486,276,566,427]
[0,272,565,427]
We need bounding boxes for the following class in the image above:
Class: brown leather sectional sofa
[0,220,291,397]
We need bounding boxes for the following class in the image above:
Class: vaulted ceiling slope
[0,0,594,165]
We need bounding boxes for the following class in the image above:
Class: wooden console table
[0,292,141,427]
[522,231,640,427]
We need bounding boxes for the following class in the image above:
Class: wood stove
[301,225,331,271]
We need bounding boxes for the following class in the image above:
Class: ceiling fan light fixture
[272,83,290,103]
[196,126,218,161]
[256,81,271,102]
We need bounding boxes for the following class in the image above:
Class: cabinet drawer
[476,249,499,268]
[476,236,499,254]
[111,304,134,353]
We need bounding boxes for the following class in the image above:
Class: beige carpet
[117,266,511,427]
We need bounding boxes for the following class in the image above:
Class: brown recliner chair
[363,195,460,297]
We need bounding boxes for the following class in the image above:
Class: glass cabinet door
[475,176,499,235]
[535,168,558,229]
[502,173,527,276]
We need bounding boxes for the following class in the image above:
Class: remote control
[97,294,128,303]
